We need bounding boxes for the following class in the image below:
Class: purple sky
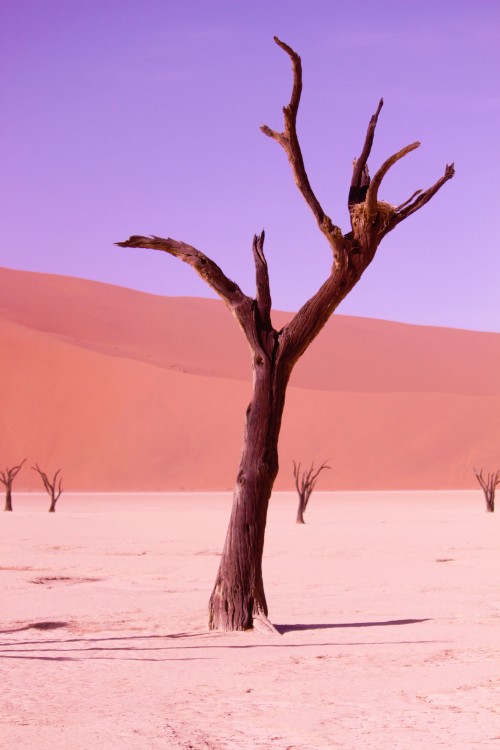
[1,1,499,331]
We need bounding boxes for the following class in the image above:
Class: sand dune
[1,266,499,490]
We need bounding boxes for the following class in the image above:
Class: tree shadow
[0,621,69,634]
[0,636,444,662]
[0,630,210,648]
[0,653,213,663]
[0,619,437,662]
[276,618,431,634]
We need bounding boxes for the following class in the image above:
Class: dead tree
[32,465,63,512]
[117,37,454,631]
[1,459,26,511]
[293,461,330,524]
[474,468,499,512]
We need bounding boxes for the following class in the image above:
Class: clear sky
[1,0,499,331]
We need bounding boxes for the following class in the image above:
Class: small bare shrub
[32,464,63,512]
[474,468,500,512]
[293,461,331,524]
[1,459,26,511]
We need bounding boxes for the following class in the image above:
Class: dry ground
[2,491,499,749]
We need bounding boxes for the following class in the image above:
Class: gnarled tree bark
[117,37,454,631]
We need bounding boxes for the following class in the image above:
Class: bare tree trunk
[4,488,13,512]
[483,486,495,512]
[486,492,494,513]
[296,499,305,525]
[209,355,289,630]
[117,37,454,630]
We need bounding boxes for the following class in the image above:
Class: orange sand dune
[1,266,499,490]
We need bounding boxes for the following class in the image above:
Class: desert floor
[2,491,499,749]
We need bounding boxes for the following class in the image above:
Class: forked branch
[395,189,423,212]
[0,459,26,488]
[293,460,331,500]
[364,141,421,220]
[261,37,344,257]
[367,161,455,239]
[116,234,277,355]
[388,163,455,229]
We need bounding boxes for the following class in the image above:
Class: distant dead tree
[117,38,454,631]
[32,465,63,512]
[1,459,26,511]
[293,460,331,524]
[474,468,500,512]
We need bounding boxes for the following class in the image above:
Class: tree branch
[117,234,277,356]
[0,459,26,487]
[261,37,344,259]
[252,231,272,330]
[293,461,301,494]
[32,465,63,500]
[384,163,455,232]
[474,469,486,492]
[364,142,421,220]
[309,461,331,488]
[116,235,250,311]
[475,467,500,491]
[280,261,358,366]
[349,98,384,207]
[32,464,50,494]
[11,459,26,481]
[53,469,63,500]
[395,189,423,212]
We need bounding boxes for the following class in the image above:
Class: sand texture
[1,491,499,749]
[1,267,499,491]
